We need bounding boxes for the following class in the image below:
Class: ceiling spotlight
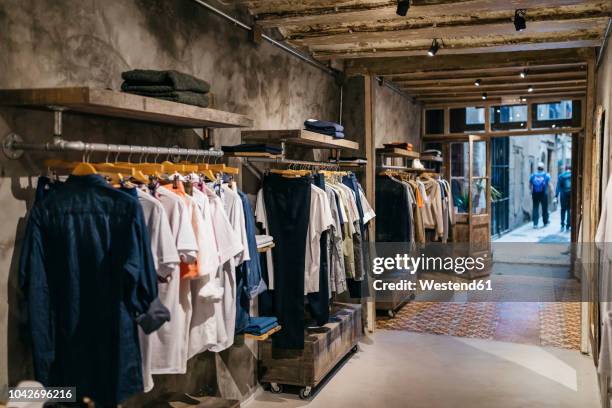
[521,96,527,102]
[481,93,487,100]
[474,79,481,86]
[519,70,527,79]
[527,85,534,92]
[428,39,439,56]
[514,9,527,31]
[396,0,410,16]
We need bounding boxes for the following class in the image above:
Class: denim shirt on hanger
[19,174,166,405]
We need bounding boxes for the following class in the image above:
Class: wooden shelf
[376,148,420,159]
[257,242,275,253]
[241,129,359,150]
[244,325,281,341]
[0,87,253,128]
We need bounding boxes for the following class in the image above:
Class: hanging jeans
[532,191,549,227]
[263,173,312,349]
[307,174,330,326]
[560,192,571,229]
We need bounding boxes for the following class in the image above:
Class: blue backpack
[532,173,547,193]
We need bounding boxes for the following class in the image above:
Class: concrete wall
[372,83,421,150]
[0,0,341,403]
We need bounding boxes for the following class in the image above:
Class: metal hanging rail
[2,134,224,160]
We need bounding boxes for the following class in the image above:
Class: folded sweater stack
[121,69,211,108]
[304,119,344,139]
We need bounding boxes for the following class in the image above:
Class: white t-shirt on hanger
[305,185,334,294]
[207,187,243,352]
[135,189,180,392]
[150,187,199,375]
[221,184,250,265]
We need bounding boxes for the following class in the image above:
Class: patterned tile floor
[377,300,581,350]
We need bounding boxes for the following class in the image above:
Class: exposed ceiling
[241,0,611,104]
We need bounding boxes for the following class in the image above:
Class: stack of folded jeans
[121,69,211,108]
[243,316,278,336]
[221,144,283,155]
[304,119,344,139]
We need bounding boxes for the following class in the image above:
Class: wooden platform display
[0,87,253,128]
[376,147,420,159]
[245,325,282,341]
[258,303,362,396]
[241,129,359,150]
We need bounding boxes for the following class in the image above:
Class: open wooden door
[444,134,492,278]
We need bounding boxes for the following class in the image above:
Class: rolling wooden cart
[258,303,362,399]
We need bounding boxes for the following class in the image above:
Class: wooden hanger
[72,162,98,175]
[270,168,311,178]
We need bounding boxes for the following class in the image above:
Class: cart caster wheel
[270,383,282,394]
[352,345,358,353]
[299,387,312,400]
[387,309,396,318]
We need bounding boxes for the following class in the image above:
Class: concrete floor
[245,330,600,408]
[495,210,571,243]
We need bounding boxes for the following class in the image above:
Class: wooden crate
[258,303,362,388]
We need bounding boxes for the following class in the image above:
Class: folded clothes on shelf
[256,234,274,247]
[121,69,211,93]
[125,90,210,108]
[121,69,211,107]
[383,142,413,151]
[222,144,283,155]
[334,156,367,164]
[243,316,279,336]
[304,119,345,139]
[422,149,442,157]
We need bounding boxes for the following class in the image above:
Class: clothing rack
[2,134,224,160]
[242,156,343,180]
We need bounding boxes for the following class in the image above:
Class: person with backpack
[529,162,552,228]
[556,166,572,231]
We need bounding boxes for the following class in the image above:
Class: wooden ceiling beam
[246,0,607,29]
[314,37,601,60]
[402,79,586,92]
[381,62,586,80]
[384,63,586,79]
[411,85,586,96]
[344,48,592,76]
[416,89,586,101]
[394,72,586,86]
[291,17,609,46]
[423,93,586,106]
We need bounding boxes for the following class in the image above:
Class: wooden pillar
[581,48,597,355]
[364,74,376,333]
